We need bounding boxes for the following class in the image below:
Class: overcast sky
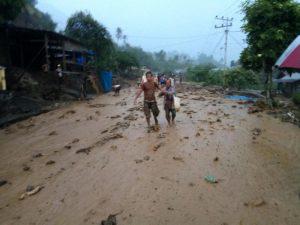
[37,0,246,64]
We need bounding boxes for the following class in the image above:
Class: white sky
[37,0,246,64]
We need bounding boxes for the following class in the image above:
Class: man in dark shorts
[134,71,162,130]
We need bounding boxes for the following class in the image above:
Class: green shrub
[292,92,300,105]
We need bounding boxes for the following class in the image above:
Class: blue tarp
[224,95,257,101]
[99,71,112,92]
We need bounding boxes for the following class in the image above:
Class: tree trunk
[263,60,274,107]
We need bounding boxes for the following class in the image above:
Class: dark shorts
[164,105,176,118]
[144,101,160,118]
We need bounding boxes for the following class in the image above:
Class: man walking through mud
[134,71,162,131]
[161,79,176,125]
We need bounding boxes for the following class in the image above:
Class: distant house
[0,24,93,73]
[273,72,300,96]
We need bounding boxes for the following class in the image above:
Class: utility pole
[215,16,233,69]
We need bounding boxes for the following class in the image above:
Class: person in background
[56,64,63,87]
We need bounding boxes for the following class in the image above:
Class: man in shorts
[134,71,162,130]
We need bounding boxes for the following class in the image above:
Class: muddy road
[0,84,300,225]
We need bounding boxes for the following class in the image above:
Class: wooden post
[6,27,11,67]
[20,41,24,68]
[44,34,50,72]
[62,40,66,71]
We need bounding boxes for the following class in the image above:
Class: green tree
[114,50,139,71]
[116,27,123,43]
[65,11,114,71]
[241,0,300,103]
[0,0,25,23]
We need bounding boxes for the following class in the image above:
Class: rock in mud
[72,138,80,143]
[64,145,72,150]
[101,214,117,225]
[26,185,34,192]
[251,198,266,207]
[89,104,107,108]
[123,114,137,121]
[76,147,92,155]
[111,115,121,119]
[173,156,184,162]
[49,131,58,136]
[46,160,56,165]
[23,165,31,171]
[0,180,8,187]
[135,159,143,164]
[153,143,164,151]
[32,153,43,158]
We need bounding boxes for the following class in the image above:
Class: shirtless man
[134,71,162,130]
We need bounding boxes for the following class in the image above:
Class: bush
[224,69,260,90]
[292,92,300,105]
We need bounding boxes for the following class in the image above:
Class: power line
[127,32,221,40]
[217,0,241,16]
[211,33,225,56]
[228,33,245,49]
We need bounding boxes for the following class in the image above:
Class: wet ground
[0,84,299,225]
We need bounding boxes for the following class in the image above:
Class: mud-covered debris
[66,110,76,114]
[127,106,143,112]
[101,129,109,134]
[46,160,55,165]
[72,138,80,143]
[23,165,31,171]
[135,159,143,164]
[184,136,189,139]
[87,115,94,120]
[167,207,175,211]
[196,132,201,137]
[252,128,262,136]
[89,104,107,108]
[248,107,261,114]
[64,145,72,150]
[0,180,8,187]
[189,182,195,187]
[26,185,34,192]
[144,156,150,161]
[96,133,123,146]
[32,153,43,158]
[204,175,218,183]
[216,118,222,123]
[157,133,166,138]
[213,157,219,162]
[111,115,121,119]
[95,111,101,116]
[252,198,266,207]
[27,185,43,196]
[244,198,266,207]
[110,122,130,132]
[76,147,92,155]
[191,96,206,101]
[153,143,164,151]
[173,156,184,162]
[123,114,137,121]
[49,131,58,136]
[111,145,118,150]
[115,101,127,106]
[101,214,117,225]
